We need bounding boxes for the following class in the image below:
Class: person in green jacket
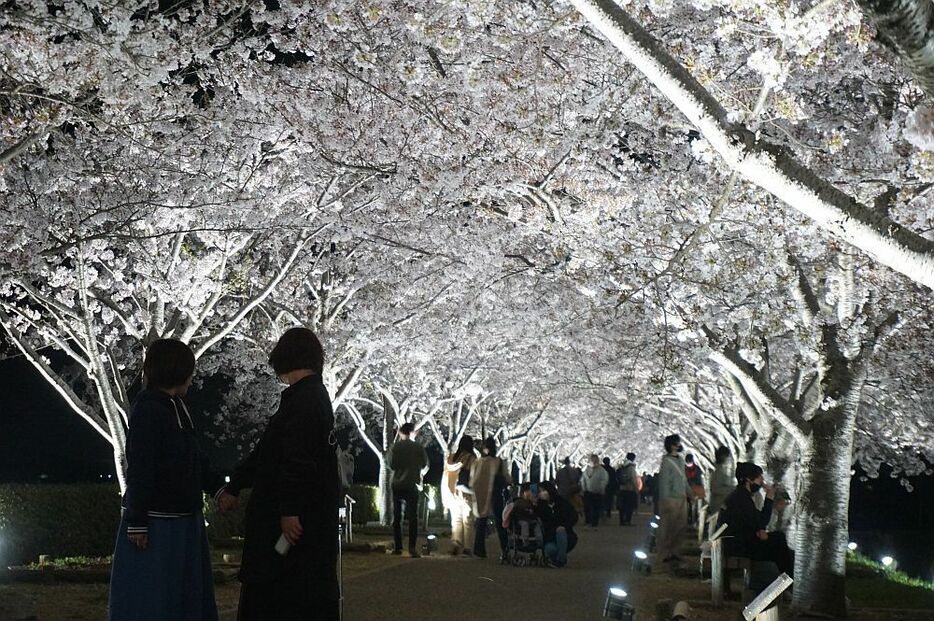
[387,422,429,557]
[656,434,692,564]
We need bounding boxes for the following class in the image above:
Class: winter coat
[657,454,691,501]
[555,465,581,498]
[538,495,579,545]
[707,462,735,514]
[470,455,511,518]
[602,463,617,494]
[387,438,429,491]
[442,452,476,511]
[617,462,640,493]
[581,464,609,494]
[226,373,340,597]
[717,485,773,557]
[122,389,223,536]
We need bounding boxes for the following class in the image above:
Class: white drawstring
[170,400,183,429]
[178,399,195,428]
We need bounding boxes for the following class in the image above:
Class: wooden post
[697,503,707,543]
[711,536,724,608]
[755,607,780,621]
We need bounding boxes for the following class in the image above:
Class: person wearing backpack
[470,436,512,560]
[442,435,476,556]
[616,453,641,526]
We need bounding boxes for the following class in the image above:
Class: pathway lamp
[631,549,651,575]
[603,586,635,620]
[881,556,896,570]
[425,533,437,556]
[847,542,857,552]
[646,520,659,552]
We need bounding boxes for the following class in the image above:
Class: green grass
[846,552,934,610]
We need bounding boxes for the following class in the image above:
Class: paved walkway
[341,509,659,620]
[220,507,712,620]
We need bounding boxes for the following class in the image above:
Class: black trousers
[618,490,638,524]
[583,492,603,527]
[392,486,419,551]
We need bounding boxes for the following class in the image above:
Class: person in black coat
[218,328,341,621]
[717,462,793,576]
[109,339,223,621]
[538,481,579,567]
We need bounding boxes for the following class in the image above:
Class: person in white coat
[581,454,609,528]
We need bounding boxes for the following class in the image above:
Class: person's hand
[764,484,775,500]
[756,529,768,541]
[128,533,148,549]
[281,516,303,545]
[217,491,239,512]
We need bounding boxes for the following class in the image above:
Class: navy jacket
[122,389,223,535]
[226,373,340,595]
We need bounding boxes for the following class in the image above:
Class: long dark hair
[454,435,474,461]
[715,446,731,465]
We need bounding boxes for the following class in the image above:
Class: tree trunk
[792,401,859,617]
[377,456,393,527]
[380,394,394,526]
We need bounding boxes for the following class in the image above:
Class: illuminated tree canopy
[1,1,932,616]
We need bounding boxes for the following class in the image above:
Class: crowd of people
[107,327,796,620]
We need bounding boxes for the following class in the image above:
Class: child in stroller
[502,483,545,566]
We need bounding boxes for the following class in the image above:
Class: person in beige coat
[469,437,512,560]
[442,436,476,555]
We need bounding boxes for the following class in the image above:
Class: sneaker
[408,548,421,558]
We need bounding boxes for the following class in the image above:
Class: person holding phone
[717,462,794,575]
[217,327,340,621]
[109,339,224,621]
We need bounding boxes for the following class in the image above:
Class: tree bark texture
[858,0,934,98]
[791,389,861,617]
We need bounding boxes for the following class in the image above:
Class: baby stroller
[505,515,545,566]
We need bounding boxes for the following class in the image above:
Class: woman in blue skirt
[109,339,225,621]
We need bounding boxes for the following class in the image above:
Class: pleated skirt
[108,512,218,621]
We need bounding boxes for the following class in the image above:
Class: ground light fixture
[603,587,635,620]
[742,573,793,620]
[425,533,437,556]
[631,549,651,575]
[649,521,659,530]
[881,555,895,569]
[847,542,858,551]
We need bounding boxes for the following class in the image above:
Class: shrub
[0,484,122,565]
[0,482,446,562]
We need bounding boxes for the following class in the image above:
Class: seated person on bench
[717,462,793,576]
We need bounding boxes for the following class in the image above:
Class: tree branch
[570,0,934,288]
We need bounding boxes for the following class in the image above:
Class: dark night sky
[0,355,116,482]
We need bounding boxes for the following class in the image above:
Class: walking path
[221,507,720,620]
